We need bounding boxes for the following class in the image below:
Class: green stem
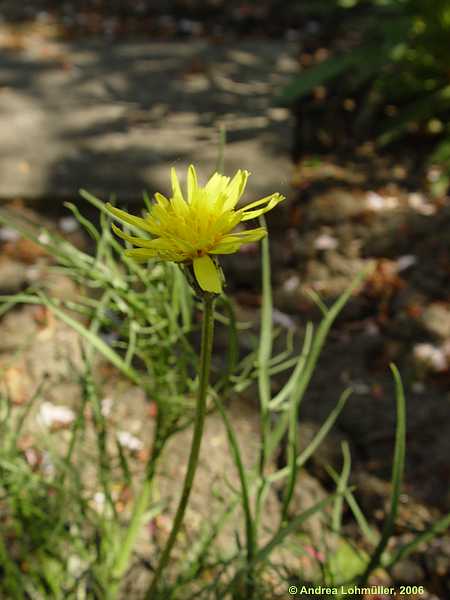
[108,420,166,598]
[145,294,215,599]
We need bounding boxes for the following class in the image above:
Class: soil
[0,1,312,41]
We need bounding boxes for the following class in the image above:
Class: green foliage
[280,0,450,186]
[326,540,368,588]
[0,197,197,428]
[0,366,113,598]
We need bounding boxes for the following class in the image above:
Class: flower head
[106,165,284,294]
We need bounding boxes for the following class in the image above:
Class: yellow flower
[106,165,284,294]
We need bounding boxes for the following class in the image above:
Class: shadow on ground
[0,38,297,203]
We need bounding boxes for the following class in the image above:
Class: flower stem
[145,294,215,599]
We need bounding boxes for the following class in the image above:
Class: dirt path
[0,31,296,202]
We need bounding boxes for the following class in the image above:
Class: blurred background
[0,0,449,595]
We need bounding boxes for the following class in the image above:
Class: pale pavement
[0,37,297,204]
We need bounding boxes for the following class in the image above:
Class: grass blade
[269,387,351,484]
[39,294,142,387]
[267,269,368,460]
[213,393,256,589]
[358,363,406,585]
[332,441,351,534]
[327,464,378,547]
[384,511,450,569]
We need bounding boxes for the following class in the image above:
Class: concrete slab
[0,38,297,204]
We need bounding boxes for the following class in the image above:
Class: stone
[391,558,425,584]
[308,188,368,223]
[0,257,29,293]
[420,303,450,341]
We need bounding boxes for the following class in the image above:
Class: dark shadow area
[0,0,307,40]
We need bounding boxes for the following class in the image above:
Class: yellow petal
[126,247,181,262]
[209,241,242,254]
[205,172,230,199]
[210,227,266,254]
[170,191,189,218]
[187,164,198,203]
[171,167,184,199]
[106,203,155,233]
[222,170,250,211]
[240,193,284,221]
[193,255,222,293]
[124,248,158,262]
[111,223,156,247]
[228,227,267,241]
[112,224,186,259]
[154,192,170,209]
[242,192,284,212]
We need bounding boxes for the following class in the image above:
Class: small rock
[37,401,75,429]
[0,257,28,293]
[420,303,450,340]
[391,558,426,584]
[314,232,339,250]
[366,190,399,212]
[3,237,49,263]
[0,226,20,242]
[309,188,367,223]
[117,430,143,453]
[396,255,417,272]
[413,343,448,373]
[59,216,79,233]
[0,362,33,405]
[408,192,436,215]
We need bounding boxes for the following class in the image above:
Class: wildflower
[106,165,284,293]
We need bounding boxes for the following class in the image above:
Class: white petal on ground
[365,191,399,211]
[408,192,436,215]
[283,274,300,292]
[101,397,113,417]
[93,491,106,512]
[0,226,20,242]
[38,401,75,428]
[314,233,338,250]
[396,255,417,272]
[59,216,79,233]
[272,308,297,329]
[413,343,448,372]
[117,430,143,452]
